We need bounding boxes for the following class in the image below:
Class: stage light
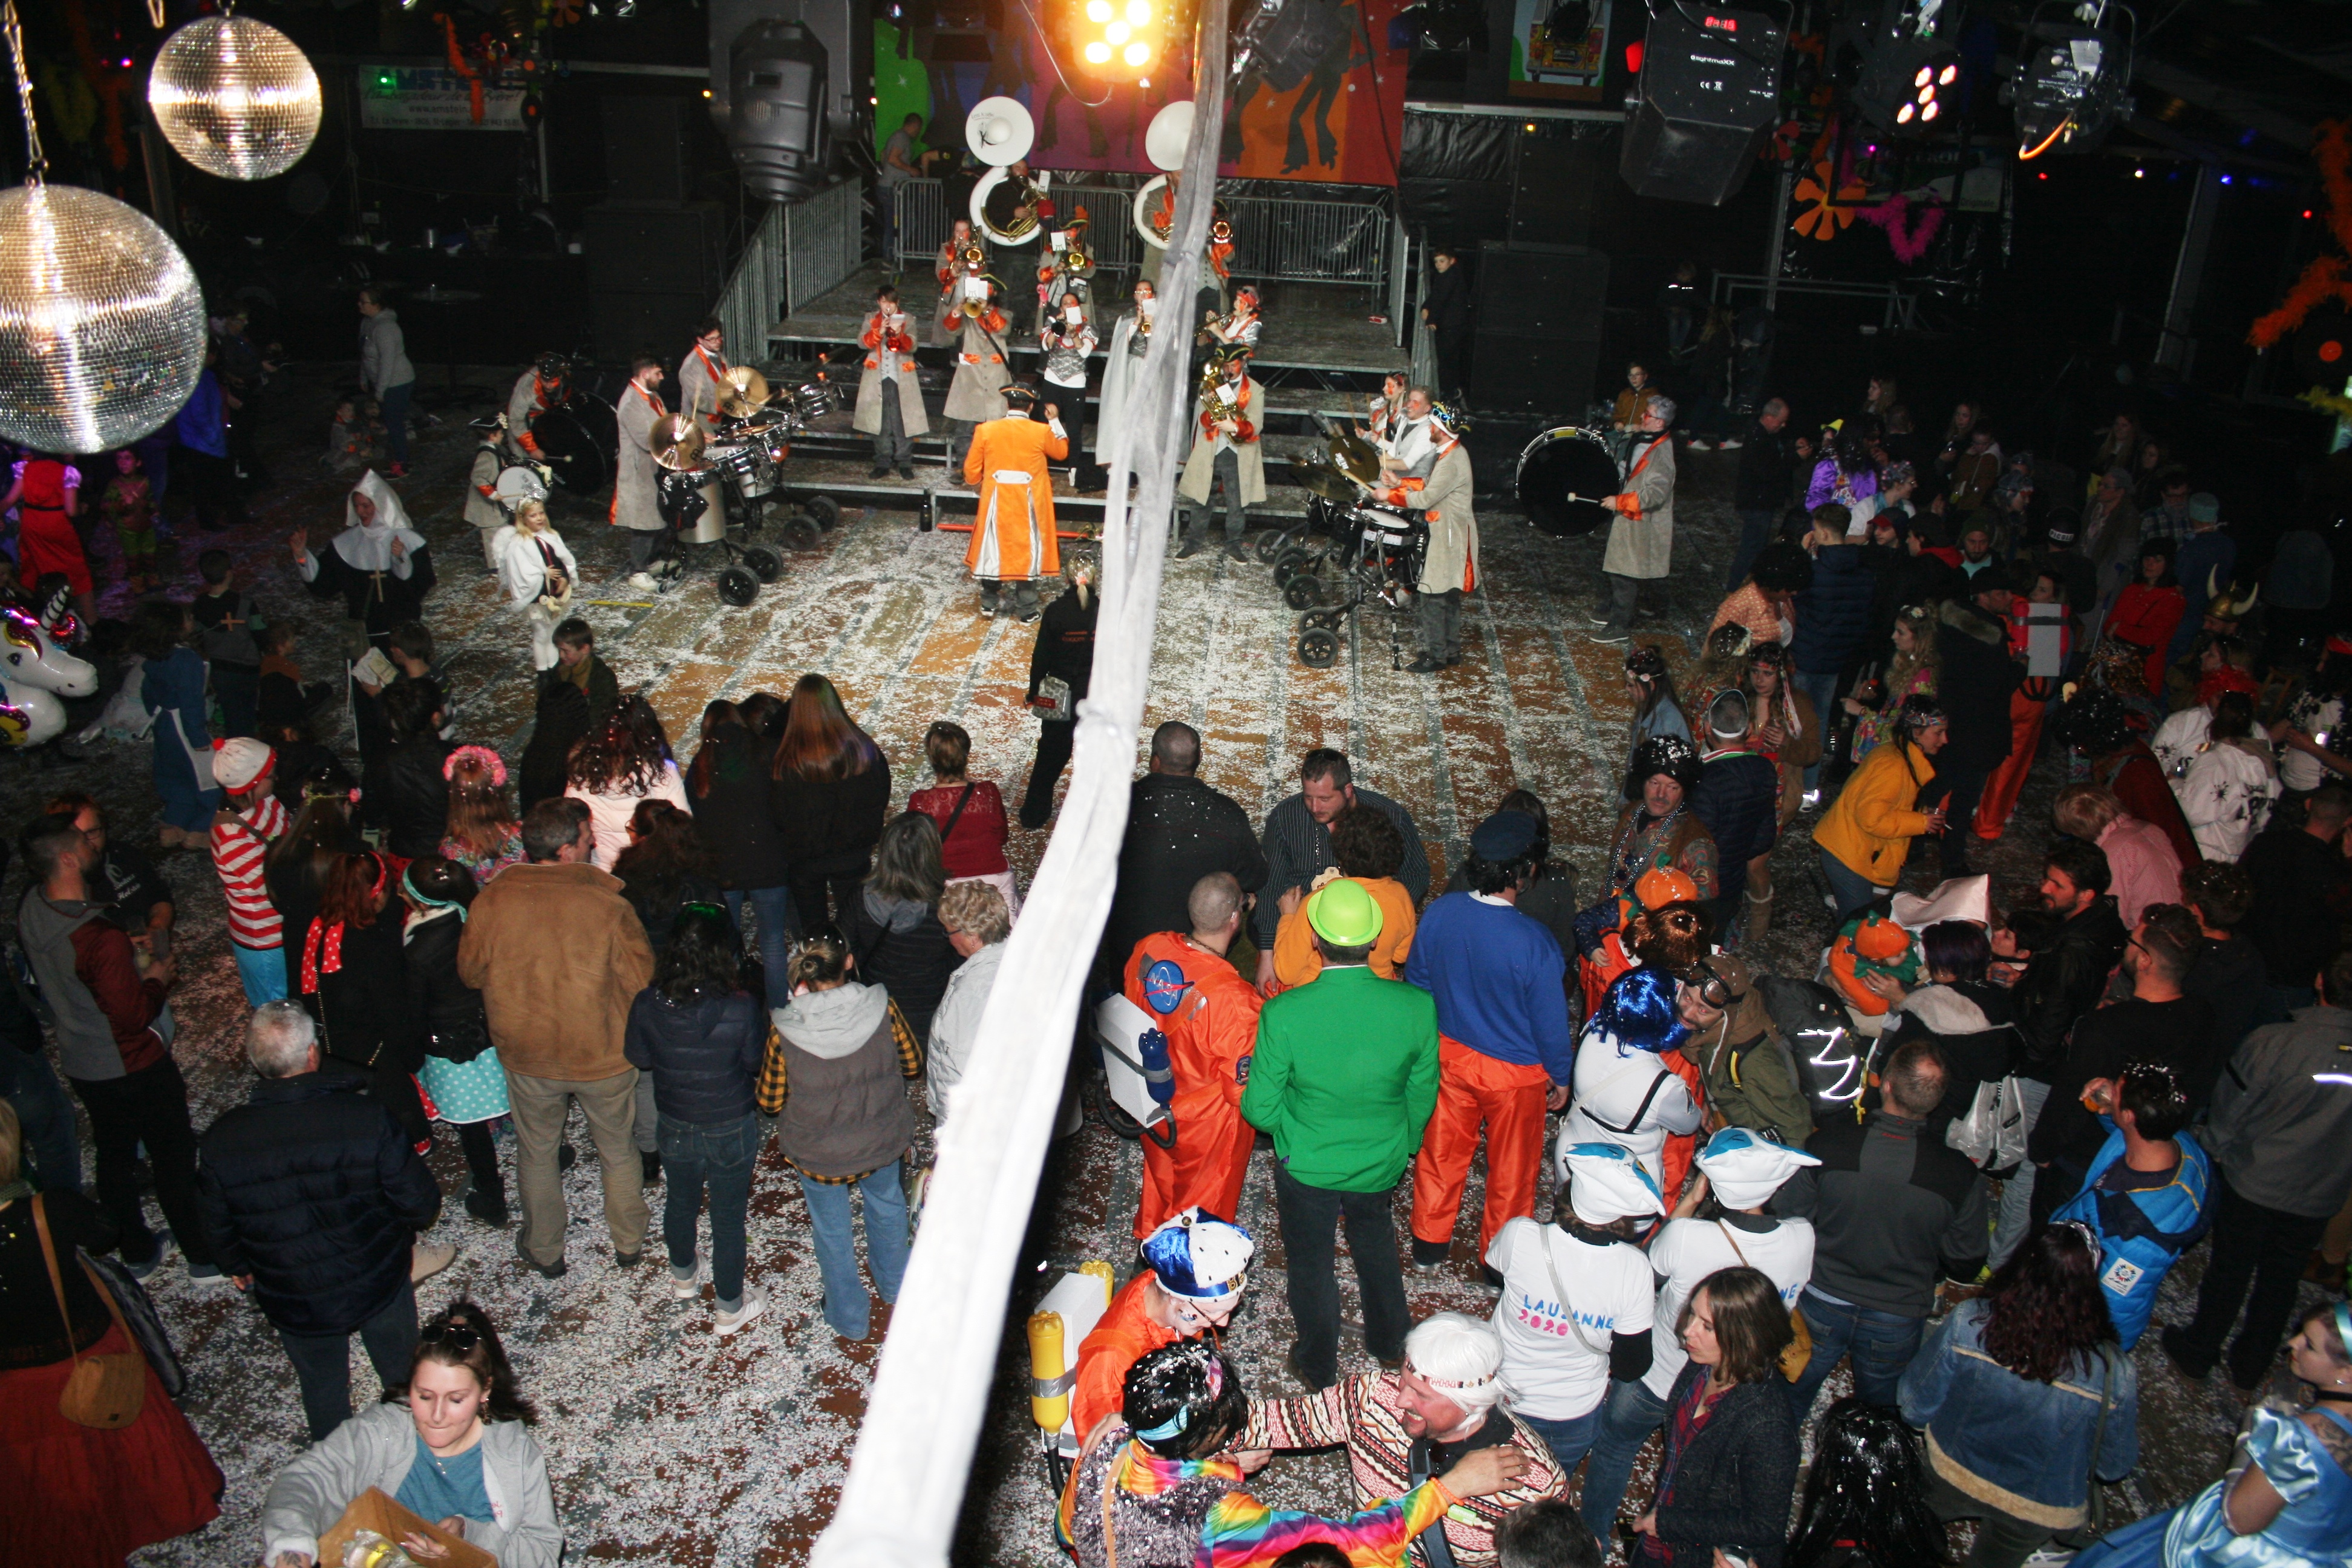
[724,18,829,201]
[1071,0,1158,77]
[2014,0,2134,157]
[146,13,322,181]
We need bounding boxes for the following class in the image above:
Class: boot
[641,1149,662,1187]
[1745,893,1774,948]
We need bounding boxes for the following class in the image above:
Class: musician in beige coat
[1408,405,1478,673]
[854,284,929,479]
[1176,349,1266,560]
[941,268,1012,474]
[677,318,731,436]
[611,357,671,592]
[1596,392,1678,645]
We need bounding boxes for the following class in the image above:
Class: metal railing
[713,178,864,349]
[1710,271,1923,333]
[1387,209,1410,344]
[891,177,1391,287]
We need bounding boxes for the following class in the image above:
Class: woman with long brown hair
[440,744,523,883]
[300,850,430,1142]
[769,673,892,929]
[685,698,796,997]
[564,693,689,871]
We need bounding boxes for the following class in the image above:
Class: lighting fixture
[0,0,206,454]
[146,10,322,180]
[1864,39,1958,132]
[2014,0,2133,157]
[1071,0,1157,76]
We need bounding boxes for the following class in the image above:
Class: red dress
[13,457,90,595]
[2103,583,2184,696]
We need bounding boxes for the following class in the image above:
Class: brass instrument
[1195,307,1235,348]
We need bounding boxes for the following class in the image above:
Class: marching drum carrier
[1515,420,1625,539]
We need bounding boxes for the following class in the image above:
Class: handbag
[31,1194,146,1428]
[80,1247,189,1400]
[1714,1221,1812,1382]
[1034,675,1075,724]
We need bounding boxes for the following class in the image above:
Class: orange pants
[1410,1036,1552,1261]
[1135,1103,1256,1240]
[1659,1051,1708,1208]
[1975,688,2047,841]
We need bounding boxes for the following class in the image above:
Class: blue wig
[1590,966,1688,1056]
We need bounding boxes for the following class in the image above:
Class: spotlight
[1070,0,1158,77]
[725,20,829,201]
[1233,0,1361,84]
[1860,37,1958,132]
[2014,0,2134,157]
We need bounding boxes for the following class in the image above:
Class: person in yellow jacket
[963,381,1068,621]
[1812,693,1950,920]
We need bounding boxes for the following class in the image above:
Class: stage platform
[763,263,1409,384]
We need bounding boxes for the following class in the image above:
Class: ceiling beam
[2130,58,2315,151]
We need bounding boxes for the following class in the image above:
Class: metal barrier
[714,180,865,347]
[1710,271,1923,333]
[715,200,787,362]
[1387,210,1410,344]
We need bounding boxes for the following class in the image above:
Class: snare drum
[710,440,780,503]
[1516,427,1622,538]
[1354,503,1419,549]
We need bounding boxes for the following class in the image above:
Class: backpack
[1757,973,1866,1122]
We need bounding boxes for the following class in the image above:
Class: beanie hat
[1469,810,1541,863]
[211,737,275,794]
[1142,1207,1254,1301]
[1696,1127,1820,1210]
[1307,878,1383,947]
[2187,492,2220,525]
[1561,1142,1665,1224]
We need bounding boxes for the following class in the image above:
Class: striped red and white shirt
[212,794,290,950]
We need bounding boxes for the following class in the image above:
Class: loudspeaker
[601,97,693,205]
[591,292,720,361]
[1508,138,1598,247]
[581,203,729,358]
[1474,243,1608,342]
[1619,1,1786,205]
[1471,335,1602,413]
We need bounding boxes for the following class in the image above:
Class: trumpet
[1195,307,1235,348]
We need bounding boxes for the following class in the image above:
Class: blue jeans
[1818,846,1887,921]
[379,379,413,466]
[1517,1401,1605,1477]
[1789,1287,1924,1416]
[0,1041,82,1194]
[1795,668,1842,791]
[234,942,286,1008]
[659,1112,763,1310]
[1725,508,1779,592]
[1579,1375,1670,1538]
[800,1160,911,1340]
[722,886,799,1003]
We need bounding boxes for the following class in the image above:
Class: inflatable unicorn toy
[0,609,98,748]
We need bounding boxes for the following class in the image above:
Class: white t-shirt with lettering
[1486,1219,1656,1420]
[1641,1215,1815,1399]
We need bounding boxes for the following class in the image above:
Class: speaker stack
[1619,1,1787,206]
[1469,243,1610,413]
[583,96,728,358]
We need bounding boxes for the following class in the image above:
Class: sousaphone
[967,97,1048,246]
[1132,99,1191,250]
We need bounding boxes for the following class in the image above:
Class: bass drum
[1516,427,1621,538]
[533,395,617,494]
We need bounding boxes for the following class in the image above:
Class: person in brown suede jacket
[458,797,656,1277]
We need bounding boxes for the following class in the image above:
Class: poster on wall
[1506,0,1610,100]
[877,0,1409,185]
[357,62,525,130]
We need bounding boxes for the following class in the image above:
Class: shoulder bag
[31,1194,146,1428]
[80,1247,189,1400]
[1714,1220,1812,1382]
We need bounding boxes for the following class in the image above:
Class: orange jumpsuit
[1125,932,1264,1239]
[1072,1272,1180,1439]
[963,413,1068,583]
[1410,1036,1553,1263]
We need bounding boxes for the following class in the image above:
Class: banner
[1506,0,1610,100]
[356,62,526,131]
[881,0,1408,185]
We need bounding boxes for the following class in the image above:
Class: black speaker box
[590,292,720,361]
[1473,243,1608,342]
[581,203,728,296]
[1619,1,1786,206]
[601,97,694,205]
[1471,335,1601,413]
[1508,138,1598,247]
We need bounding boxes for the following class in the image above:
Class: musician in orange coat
[962,381,1068,620]
[1123,872,1264,1240]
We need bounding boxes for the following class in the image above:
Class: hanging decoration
[2250,119,2352,350]
[1857,193,1945,263]
[148,12,322,180]
[0,0,206,454]
[1792,159,1868,240]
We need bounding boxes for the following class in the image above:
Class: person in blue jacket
[1791,505,1879,799]
[2051,1060,2211,1350]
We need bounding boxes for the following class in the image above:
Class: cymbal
[1327,430,1381,486]
[651,414,707,472]
[717,365,773,417]
[1288,457,1361,504]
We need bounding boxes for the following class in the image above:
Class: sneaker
[670,1254,704,1301]
[1175,539,1204,560]
[1801,789,1822,809]
[463,1187,511,1228]
[1410,1238,1450,1272]
[1403,653,1445,673]
[411,1241,457,1283]
[1718,436,1743,449]
[716,1282,769,1338]
[615,1249,645,1269]
[1586,610,1612,626]
[869,464,891,479]
[626,572,660,592]
[898,466,916,480]
[185,1260,236,1287]
[1222,537,1253,561]
[2020,1552,2077,1568]
[123,1237,173,1279]
[1687,439,1714,451]
[1589,629,1629,645]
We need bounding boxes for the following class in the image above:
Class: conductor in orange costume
[1070,1207,1255,1439]
[962,380,1068,621]
[1124,872,1264,1241]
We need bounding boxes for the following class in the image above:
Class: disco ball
[148,15,322,181]
[0,183,207,455]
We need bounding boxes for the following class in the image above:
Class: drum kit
[1261,416,1429,670]
[640,362,846,606]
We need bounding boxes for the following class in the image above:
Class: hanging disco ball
[0,183,206,454]
[148,15,322,181]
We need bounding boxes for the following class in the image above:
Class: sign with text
[358,62,526,131]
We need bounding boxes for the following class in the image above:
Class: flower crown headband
[443,745,508,787]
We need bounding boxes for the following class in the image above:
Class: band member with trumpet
[1176,345,1265,561]
[941,251,1013,474]
[1407,403,1477,674]
[1096,278,1156,478]
[932,218,985,348]
[1039,288,1100,491]
[1037,210,1093,327]
[678,318,731,437]
[1198,283,1263,356]
[503,351,567,465]
[855,283,928,481]
[613,354,672,592]
[1596,393,1679,645]
[962,381,1068,621]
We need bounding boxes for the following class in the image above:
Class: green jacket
[1241,964,1439,1192]
[1689,1027,1814,1149]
